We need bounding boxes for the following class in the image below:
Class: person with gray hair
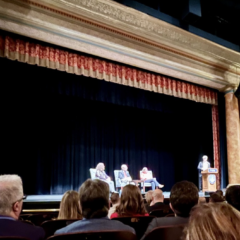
[0,174,45,240]
[55,179,135,234]
[197,155,210,191]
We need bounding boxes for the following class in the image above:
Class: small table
[131,179,145,193]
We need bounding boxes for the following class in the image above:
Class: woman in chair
[141,167,164,190]
[110,185,149,218]
[95,162,115,193]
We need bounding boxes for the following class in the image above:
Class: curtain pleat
[0,35,218,105]
[212,105,221,189]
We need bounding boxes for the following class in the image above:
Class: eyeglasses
[12,195,27,205]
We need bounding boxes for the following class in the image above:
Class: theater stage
[22,192,210,212]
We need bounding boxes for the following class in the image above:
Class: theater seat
[47,230,137,240]
[0,237,30,240]
[41,219,80,238]
[112,216,155,239]
[149,209,170,218]
[142,224,186,240]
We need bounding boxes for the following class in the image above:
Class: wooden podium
[201,168,218,192]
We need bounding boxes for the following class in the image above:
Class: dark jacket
[147,202,171,214]
[118,170,131,180]
[0,216,45,240]
[141,216,189,240]
[55,217,135,234]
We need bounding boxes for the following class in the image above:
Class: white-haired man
[0,175,45,240]
[118,164,133,188]
[197,155,210,191]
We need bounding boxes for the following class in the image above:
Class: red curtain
[212,105,221,189]
[0,35,218,105]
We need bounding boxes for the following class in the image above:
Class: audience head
[0,174,24,219]
[152,189,164,204]
[117,184,146,216]
[96,162,105,171]
[202,155,208,162]
[145,190,154,205]
[216,189,224,196]
[142,167,148,173]
[79,179,109,219]
[110,192,120,205]
[209,192,225,203]
[121,164,128,171]
[198,197,206,204]
[58,190,82,219]
[170,181,198,217]
[225,185,240,211]
[183,203,240,240]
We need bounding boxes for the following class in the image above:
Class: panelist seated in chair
[118,164,133,187]
[140,167,164,190]
[95,162,115,193]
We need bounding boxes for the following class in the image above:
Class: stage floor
[24,191,207,203]
[22,191,209,212]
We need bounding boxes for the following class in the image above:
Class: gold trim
[22,209,59,212]
[17,0,239,75]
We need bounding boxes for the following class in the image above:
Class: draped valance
[0,35,218,105]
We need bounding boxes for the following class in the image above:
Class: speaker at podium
[201,168,218,192]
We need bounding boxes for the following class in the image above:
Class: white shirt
[203,161,209,170]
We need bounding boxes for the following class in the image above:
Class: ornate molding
[37,0,240,67]
[0,0,239,91]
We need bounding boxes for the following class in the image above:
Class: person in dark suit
[141,181,199,240]
[55,179,135,234]
[118,164,132,187]
[147,189,171,215]
[0,175,45,240]
[197,155,211,191]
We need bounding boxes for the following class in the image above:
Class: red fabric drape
[212,105,221,189]
[0,35,218,105]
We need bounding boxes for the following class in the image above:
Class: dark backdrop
[1,57,214,194]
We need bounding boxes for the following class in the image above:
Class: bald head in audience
[151,189,164,205]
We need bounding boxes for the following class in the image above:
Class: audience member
[216,189,224,196]
[209,192,225,203]
[225,185,240,211]
[95,162,115,192]
[110,185,149,218]
[108,192,120,218]
[58,190,82,219]
[55,179,135,234]
[182,203,240,240]
[198,197,206,204]
[0,175,45,240]
[144,190,153,209]
[141,181,199,240]
[146,189,171,214]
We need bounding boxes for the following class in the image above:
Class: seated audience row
[1,174,240,240]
